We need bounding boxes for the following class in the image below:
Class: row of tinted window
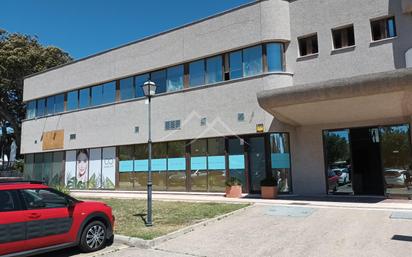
[26,43,284,119]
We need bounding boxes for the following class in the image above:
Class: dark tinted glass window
[135,73,149,98]
[298,34,318,56]
[151,70,167,94]
[243,45,262,77]
[36,98,45,117]
[166,65,184,92]
[103,82,116,104]
[189,60,205,87]
[46,96,55,115]
[79,88,90,109]
[0,190,22,212]
[54,94,64,113]
[22,189,67,209]
[229,51,243,79]
[371,17,396,41]
[267,43,283,72]
[67,90,78,111]
[206,56,223,84]
[332,26,355,49]
[91,85,103,106]
[120,77,134,100]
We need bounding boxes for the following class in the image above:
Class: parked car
[0,180,115,256]
[328,170,340,192]
[384,168,407,187]
[331,168,350,185]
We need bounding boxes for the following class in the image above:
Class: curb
[114,203,254,249]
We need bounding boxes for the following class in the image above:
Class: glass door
[247,137,266,193]
[380,124,412,197]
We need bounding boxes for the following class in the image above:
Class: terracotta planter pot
[225,185,242,198]
[261,186,278,199]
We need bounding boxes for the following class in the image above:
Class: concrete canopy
[257,68,412,126]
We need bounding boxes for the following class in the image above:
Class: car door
[20,188,73,250]
[0,189,28,256]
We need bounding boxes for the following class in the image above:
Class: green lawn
[81,198,249,240]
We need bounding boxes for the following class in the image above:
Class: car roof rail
[0,178,45,184]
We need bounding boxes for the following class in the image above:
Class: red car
[0,180,115,256]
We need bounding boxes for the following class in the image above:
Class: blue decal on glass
[168,158,186,171]
[134,160,148,172]
[191,156,207,170]
[152,158,167,171]
[119,160,133,172]
[229,155,245,169]
[208,156,225,170]
[271,153,290,169]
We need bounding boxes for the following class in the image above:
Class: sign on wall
[42,130,64,150]
[102,147,116,189]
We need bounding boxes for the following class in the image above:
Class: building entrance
[324,124,412,197]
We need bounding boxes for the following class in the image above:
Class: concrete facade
[22,0,412,196]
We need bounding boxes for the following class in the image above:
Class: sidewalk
[71,190,412,211]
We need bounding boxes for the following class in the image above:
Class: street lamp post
[142,80,157,227]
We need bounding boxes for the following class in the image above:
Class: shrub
[53,185,71,195]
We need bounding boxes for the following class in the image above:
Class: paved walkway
[71,190,412,211]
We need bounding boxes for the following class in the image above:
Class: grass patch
[81,198,249,240]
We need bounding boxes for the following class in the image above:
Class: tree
[0,29,72,156]
[325,133,349,165]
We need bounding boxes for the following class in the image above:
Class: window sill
[296,53,318,61]
[370,36,397,47]
[331,45,356,55]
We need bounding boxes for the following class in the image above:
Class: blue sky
[1,0,252,60]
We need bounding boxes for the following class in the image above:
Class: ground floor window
[24,151,64,186]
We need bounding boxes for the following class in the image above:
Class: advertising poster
[65,150,76,189]
[89,148,102,189]
[102,147,116,189]
[76,149,89,189]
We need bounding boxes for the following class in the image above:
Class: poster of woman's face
[76,149,89,184]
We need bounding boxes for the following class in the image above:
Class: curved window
[267,43,283,72]
[243,45,262,77]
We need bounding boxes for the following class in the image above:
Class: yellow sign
[42,130,64,150]
[256,124,264,133]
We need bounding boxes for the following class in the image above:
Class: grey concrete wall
[21,73,293,154]
[288,0,412,85]
[23,0,291,101]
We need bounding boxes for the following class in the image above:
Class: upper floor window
[189,60,205,87]
[67,90,78,111]
[91,85,103,106]
[46,95,55,115]
[26,100,36,119]
[266,43,283,72]
[120,77,134,100]
[242,45,262,77]
[54,94,64,113]
[371,16,396,41]
[166,65,184,92]
[229,50,243,79]
[79,88,90,109]
[151,69,167,94]
[206,56,223,84]
[135,73,149,97]
[332,25,355,49]
[298,34,318,56]
[102,82,116,104]
[36,98,45,117]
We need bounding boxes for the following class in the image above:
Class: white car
[384,168,406,187]
[332,168,350,185]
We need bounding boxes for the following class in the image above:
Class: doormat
[390,212,412,220]
[266,206,315,218]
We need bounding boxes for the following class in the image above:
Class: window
[207,138,226,192]
[67,90,78,111]
[91,85,103,106]
[332,25,355,49]
[36,98,45,117]
[270,133,291,193]
[371,17,396,41]
[102,82,116,104]
[166,65,184,92]
[229,50,243,79]
[267,43,283,72]
[26,100,36,119]
[46,96,55,115]
[298,34,318,56]
[190,139,207,191]
[120,77,134,100]
[21,189,67,209]
[54,94,64,113]
[135,73,149,98]
[165,120,181,130]
[151,70,167,94]
[206,56,223,84]
[167,141,186,191]
[243,45,262,77]
[79,88,90,109]
[0,190,21,212]
[189,60,205,87]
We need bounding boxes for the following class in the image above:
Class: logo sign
[256,124,264,133]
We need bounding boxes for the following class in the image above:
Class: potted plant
[225,177,242,198]
[260,177,278,199]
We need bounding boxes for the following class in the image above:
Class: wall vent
[69,134,76,140]
[165,120,181,130]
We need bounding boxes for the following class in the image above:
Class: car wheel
[79,220,107,253]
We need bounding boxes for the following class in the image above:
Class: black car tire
[79,220,107,253]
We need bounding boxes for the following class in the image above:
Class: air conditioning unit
[402,0,412,14]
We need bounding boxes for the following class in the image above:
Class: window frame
[370,16,397,42]
[331,24,355,50]
[298,33,319,57]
